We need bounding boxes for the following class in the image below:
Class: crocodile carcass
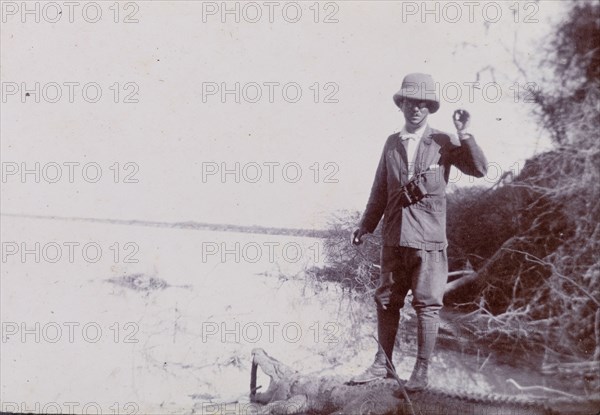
[249,348,597,415]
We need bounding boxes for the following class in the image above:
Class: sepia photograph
[1,1,599,414]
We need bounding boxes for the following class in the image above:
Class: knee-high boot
[376,307,400,368]
[349,307,400,384]
[405,315,439,391]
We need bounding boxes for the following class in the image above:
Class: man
[350,73,487,391]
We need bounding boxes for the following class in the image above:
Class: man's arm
[448,109,487,178]
[449,133,488,178]
[358,141,389,234]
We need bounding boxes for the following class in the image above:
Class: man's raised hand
[453,109,471,134]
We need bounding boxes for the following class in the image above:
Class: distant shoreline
[1,213,329,238]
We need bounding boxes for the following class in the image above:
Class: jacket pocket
[419,167,445,196]
[413,196,444,213]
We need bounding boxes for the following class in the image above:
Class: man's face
[400,98,430,129]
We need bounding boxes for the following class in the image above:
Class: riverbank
[2,215,597,414]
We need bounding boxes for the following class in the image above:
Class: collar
[399,123,428,141]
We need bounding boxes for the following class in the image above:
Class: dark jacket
[359,126,487,250]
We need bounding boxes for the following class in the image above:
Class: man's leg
[405,248,447,391]
[376,303,400,370]
[350,247,410,384]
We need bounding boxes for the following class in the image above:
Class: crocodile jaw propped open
[250,348,296,404]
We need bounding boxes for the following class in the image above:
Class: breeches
[374,246,447,321]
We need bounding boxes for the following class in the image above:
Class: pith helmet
[393,73,440,113]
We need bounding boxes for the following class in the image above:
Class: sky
[1,0,569,229]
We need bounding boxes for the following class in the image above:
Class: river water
[1,215,597,414]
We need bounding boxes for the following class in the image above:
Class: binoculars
[399,178,428,207]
